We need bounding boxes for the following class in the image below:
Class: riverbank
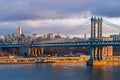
[0,56,120,64]
[0,56,89,64]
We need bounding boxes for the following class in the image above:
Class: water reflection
[0,63,119,80]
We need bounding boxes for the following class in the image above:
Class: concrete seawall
[0,56,90,64]
[0,56,120,64]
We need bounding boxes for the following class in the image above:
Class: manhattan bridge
[0,17,120,65]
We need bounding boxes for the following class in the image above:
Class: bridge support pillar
[18,46,29,57]
[29,47,44,57]
[87,60,106,66]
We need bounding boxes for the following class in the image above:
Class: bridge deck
[0,41,120,48]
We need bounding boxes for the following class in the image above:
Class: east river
[0,63,120,80]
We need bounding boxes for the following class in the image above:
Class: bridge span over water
[0,17,120,66]
[0,41,120,48]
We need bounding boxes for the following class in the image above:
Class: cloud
[0,0,119,22]
[0,18,89,34]
[0,0,120,35]
[90,0,120,17]
[0,0,92,21]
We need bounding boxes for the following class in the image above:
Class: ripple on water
[0,63,119,80]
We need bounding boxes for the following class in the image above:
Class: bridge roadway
[0,41,120,48]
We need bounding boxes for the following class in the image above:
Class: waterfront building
[110,33,120,41]
[55,33,61,39]
[47,33,54,40]
[36,35,45,42]
[102,37,113,56]
[32,33,37,42]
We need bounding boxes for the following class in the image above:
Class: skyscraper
[47,33,54,40]
[17,26,22,36]
[32,33,37,41]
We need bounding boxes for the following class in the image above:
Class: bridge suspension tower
[87,17,106,66]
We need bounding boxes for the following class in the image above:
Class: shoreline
[0,56,120,65]
[0,56,89,64]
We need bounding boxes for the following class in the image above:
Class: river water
[0,63,120,80]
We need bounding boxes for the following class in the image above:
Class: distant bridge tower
[90,17,103,60]
[87,17,106,66]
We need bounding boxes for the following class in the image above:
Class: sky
[0,0,120,35]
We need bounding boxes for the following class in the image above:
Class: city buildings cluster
[0,26,120,44]
[0,26,87,44]
[0,26,120,56]
[110,33,120,41]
